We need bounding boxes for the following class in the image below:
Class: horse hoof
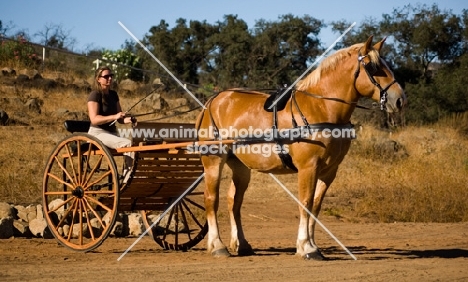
[212,248,231,258]
[303,250,326,261]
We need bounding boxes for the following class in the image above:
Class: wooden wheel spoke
[181,200,204,229]
[48,197,74,214]
[84,170,112,190]
[82,197,104,234]
[80,199,95,241]
[44,191,73,196]
[76,142,82,186]
[54,156,76,186]
[80,144,93,184]
[161,204,177,241]
[54,198,77,232]
[78,199,83,245]
[84,190,115,195]
[183,197,205,212]
[67,200,80,242]
[85,196,113,213]
[46,173,75,190]
[178,202,192,240]
[174,205,180,246]
[82,155,103,188]
[64,143,79,186]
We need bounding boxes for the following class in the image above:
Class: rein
[294,89,375,111]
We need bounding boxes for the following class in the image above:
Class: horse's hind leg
[202,154,231,257]
[226,156,254,256]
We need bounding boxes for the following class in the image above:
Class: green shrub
[0,35,42,68]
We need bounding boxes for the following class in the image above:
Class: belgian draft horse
[195,36,407,260]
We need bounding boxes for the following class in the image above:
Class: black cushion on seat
[64,120,91,133]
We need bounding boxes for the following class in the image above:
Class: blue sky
[1,0,466,52]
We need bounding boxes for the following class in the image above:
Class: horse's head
[354,36,407,114]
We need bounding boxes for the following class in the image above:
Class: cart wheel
[43,133,119,252]
[141,182,208,251]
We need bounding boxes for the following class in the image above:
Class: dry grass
[329,122,468,223]
[1,76,467,222]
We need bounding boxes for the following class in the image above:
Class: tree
[249,14,323,88]
[35,23,76,50]
[143,19,217,88]
[380,4,463,80]
[0,20,15,37]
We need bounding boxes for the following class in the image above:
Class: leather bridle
[354,51,397,111]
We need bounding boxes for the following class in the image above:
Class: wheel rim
[141,181,207,251]
[42,133,119,252]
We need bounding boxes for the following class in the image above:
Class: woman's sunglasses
[100,74,114,79]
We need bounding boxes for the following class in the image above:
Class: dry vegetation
[1,69,468,223]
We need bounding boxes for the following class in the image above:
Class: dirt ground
[1,194,467,282]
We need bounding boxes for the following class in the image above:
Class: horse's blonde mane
[296,43,381,90]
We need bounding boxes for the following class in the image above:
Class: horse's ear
[363,36,374,54]
[373,37,387,53]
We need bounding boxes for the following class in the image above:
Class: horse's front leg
[296,166,324,260]
[227,157,254,256]
[202,154,230,257]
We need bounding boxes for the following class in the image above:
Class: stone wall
[0,202,145,239]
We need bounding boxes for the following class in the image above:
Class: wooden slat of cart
[118,145,206,211]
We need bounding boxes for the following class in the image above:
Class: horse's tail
[195,91,222,140]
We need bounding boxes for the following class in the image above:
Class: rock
[149,213,187,233]
[1,67,16,76]
[19,69,41,80]
[148,93,164,110]
[152,78,163,86]
[13,219,32,237]
[55,108,69,115]
[15,205,28,222]
[63,223,89,239]
[103,212,124,237]
[127,213,143,237]
[16,74,30,83]
[29,218,48,237]
[0,110,9,125]
[0,97,22,107]
[26,205,37,222]
[48,199,65,219]
[36,204,44,220]
[25,98,43,114]
[0,217,14,239]
[111,221,124,237]
[0,202,14,218]
[34,78,58,90]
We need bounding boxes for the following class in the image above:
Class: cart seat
[64,120,91,133]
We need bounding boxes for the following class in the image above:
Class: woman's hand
[123,116,137,126]
[114,112,126,121]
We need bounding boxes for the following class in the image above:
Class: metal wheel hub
[72,186,85,198]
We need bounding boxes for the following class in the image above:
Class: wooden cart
[42,121,227,252]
